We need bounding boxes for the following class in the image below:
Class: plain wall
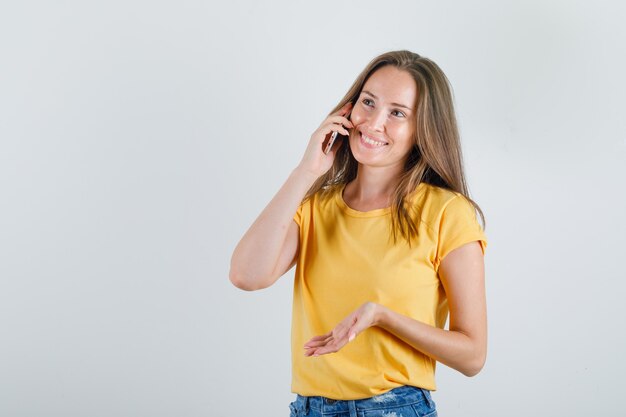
[1,1,625,415]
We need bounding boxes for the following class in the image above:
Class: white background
[1,1,625,416]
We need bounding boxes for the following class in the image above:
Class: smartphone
[323,107,352,154]
[323,131,341,154]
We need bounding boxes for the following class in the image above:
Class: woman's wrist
[292,165,321,186]
[373,303,389,328]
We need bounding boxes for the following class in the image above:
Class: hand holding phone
[323,105,352,154]
[323,131,341,154]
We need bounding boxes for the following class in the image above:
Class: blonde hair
[305,50,485,243]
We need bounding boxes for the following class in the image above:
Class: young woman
[230,50,487,417]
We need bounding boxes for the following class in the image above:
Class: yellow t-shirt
[291,182,487,399]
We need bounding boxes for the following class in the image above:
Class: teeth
[361,133,387,147]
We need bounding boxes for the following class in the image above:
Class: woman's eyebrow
[362,90,411,110]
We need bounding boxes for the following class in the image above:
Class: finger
[348,332,356,342]
[304,345,322,355]
[312,344,340,356]
[304,339,328,349]
[306,331,332,342]
[342,102,353,117]
[304,344,329,356]
[305,347,321,357]
[327,115,354,128]
[318,334,347,353]
[332,102,353,116]
[317,119,352,134]
[304,334,333,347]
[347,324,362,342]
[321,124,350,137]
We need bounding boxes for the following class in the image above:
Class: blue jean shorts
[288,385,437,417]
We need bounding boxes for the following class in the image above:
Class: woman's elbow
[460,351,487,377]
[461,362,484,377]
[229,268,270,291]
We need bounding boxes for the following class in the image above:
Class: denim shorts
[288,385,437,417]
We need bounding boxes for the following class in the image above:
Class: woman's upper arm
[270,219,300,282]
[438,241,487,353]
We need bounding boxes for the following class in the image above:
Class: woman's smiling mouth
[360,132,389,148]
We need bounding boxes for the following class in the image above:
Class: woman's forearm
[230,103,352,291]
[375,304,486,377]
[229,167,316,290]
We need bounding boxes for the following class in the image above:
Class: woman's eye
[362,98,374,107]
[392,110,406,118]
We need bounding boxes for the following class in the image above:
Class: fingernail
[348,333,355,342]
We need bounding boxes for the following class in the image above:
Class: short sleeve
[434,194,487,271]
[294,197,313,228]
[293,202,304,227]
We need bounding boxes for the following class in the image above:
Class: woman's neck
[343,164,403,210]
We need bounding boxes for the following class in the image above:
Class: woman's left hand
[303,302,381,357]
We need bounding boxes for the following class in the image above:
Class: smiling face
[348,65,418,172]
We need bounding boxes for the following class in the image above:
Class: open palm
[303,302,379,357]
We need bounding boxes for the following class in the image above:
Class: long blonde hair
[305,50,485,243]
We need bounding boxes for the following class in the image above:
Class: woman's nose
[367,108,387,132]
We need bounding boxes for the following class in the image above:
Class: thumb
[348,325,361,342]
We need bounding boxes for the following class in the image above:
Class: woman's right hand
[296,102,353,179]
